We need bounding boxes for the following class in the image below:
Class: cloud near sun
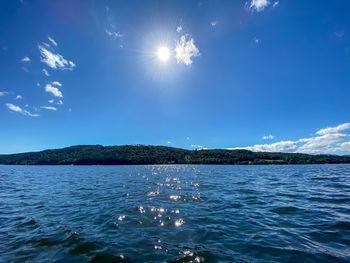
[174,35,200,65]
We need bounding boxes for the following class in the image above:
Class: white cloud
[5,103,39,117]
[229,141,297,153]
[177,26,182,33]
[167,141,171,144]
[36,82,40,87]
[22,67,29,72]
[297,133,348,154]
[51,81,62,86]
[272,1,279,7]
[45,83,63,97]
[0,91,8,96]
[191,144,208,150]
[57,100,63,105]
[48,36,57,46]
[247,0,270,12]
[210,21,217,27]
[48,99,54,103]
[21,56,30,62]
[14,95,22,100]
[253,37,260,44]
[174,35,200,65]
[105,29,123,38]
[316,123,350,135]
[38,44,75,70]
[231,123,350,154]
[6,103,22,113]
[186,137,190,141]
[40,106,57,111]
[42,68,50,76]
[334,141,350,152]
[262,134,274,140]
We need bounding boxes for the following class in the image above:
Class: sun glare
[157,46,170,62]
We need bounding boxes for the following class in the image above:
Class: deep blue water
[0,164,350,263]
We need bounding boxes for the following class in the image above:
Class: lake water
[0,164,349,263]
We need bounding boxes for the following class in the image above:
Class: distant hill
[0,145,350,165]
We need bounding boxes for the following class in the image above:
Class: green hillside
[0,145,350,165]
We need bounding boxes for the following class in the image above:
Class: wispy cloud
[48,99,63,105]
[175,35,200,65]
[51,81,62,87]
[48,36,57,46]
[40,106,57,111]
[262,134,274,140]
[0,91,8,96]
[177,26,182,33]
[38,44,75,70]
[230,123,350,154]
[5,103,39,117]
[45,83,63,97]
[272,1,279,7]
[105,29,123,38]
[42,68,50,76]
[210,21,217,27]
[14,95,22,100]
[316,123,350,135]
[21,56,30,62]
[246,0,270,12]
[334,31,345,38]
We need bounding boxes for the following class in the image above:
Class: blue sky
[0,0,350,154]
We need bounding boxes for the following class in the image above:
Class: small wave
[270,206,303,215]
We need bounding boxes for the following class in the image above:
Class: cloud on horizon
[230,123,350,154]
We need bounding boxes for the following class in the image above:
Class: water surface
[0,164,349,262]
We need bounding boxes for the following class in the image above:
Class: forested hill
[0,145,350,165]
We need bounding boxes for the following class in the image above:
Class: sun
[157,46,170,62]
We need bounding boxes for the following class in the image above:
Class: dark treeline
[0,145,350,165]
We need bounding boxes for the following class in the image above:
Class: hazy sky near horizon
[0,0,350,154]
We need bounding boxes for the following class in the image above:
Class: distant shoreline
[1,145,350,165]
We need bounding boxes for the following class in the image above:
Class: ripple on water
[1,164,350,262]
